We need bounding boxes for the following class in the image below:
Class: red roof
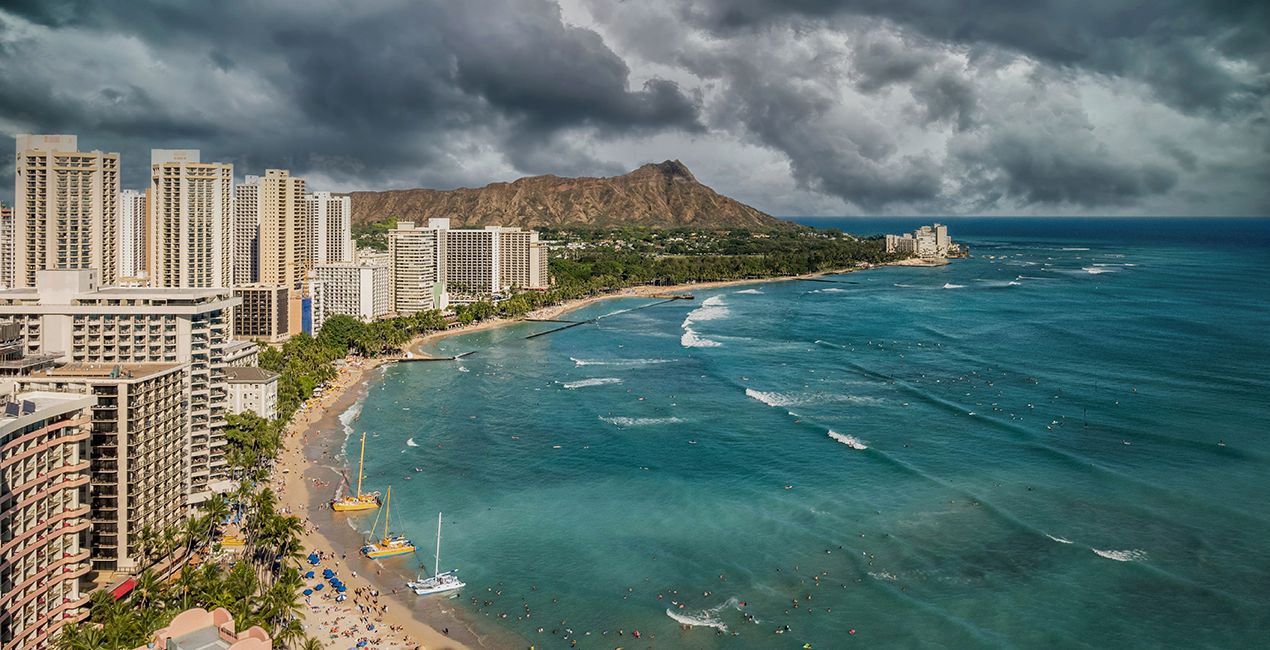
[110,577,137,600]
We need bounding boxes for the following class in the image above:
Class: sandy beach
[272,265,883,648]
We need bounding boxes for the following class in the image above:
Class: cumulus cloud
[0,0,1266,215]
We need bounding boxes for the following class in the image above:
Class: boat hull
[361,544,415,559]
[332,498,380,512]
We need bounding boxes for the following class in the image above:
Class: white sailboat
[408,512,466,596]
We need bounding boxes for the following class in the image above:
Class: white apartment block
[118,189,147,282]
[233,177,260,285]
[886,223,952,258]
[17,362,187,574]
[0,391,96,650]
[148,150,234,289]
[305,192,352,265]
[13,134,120,287]
[0,205,13,289]
[0,270,241,504]
[314,262,391,322]
[225,366,278,420]
[387,221,446,314]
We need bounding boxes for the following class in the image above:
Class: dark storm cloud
[0,1,1266,214]
[681,0,1270,116]
[0,0,699,196]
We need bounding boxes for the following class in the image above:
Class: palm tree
[301,637,324,650]
[134,568,162,610]
[202,493,231,548]
[273,617,306,649]
[137,525,159,567]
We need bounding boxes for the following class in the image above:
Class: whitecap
[1061,247,1090,251]
[570,357,674,367]
[600,416,684,427]
[664,597,742,632]
[405,437,419,447]
[810,287,848,293]
[561,377,623,389]
[1092,548,1147,562]
[1082,266,1116,274]
[746,388,879,408]
[681,296,729,349]
[942,282,966,289]
[735,288,764,295]
[869,571,898,581]
[457,365,470,373]
[1046,534,1074,544]
[681,329,722,348]
[828,430,868,450]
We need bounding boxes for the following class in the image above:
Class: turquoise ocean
[342,218,1270,648]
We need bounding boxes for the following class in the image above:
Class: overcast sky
[1,1,1266,216]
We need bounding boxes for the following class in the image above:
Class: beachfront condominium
[148,150,234,289]
[0,269,240,504]
[256,169,307,290]
[0,390,96,650]
[0,204,13,289]
[305,191,353,265]
[387,221,446,315]
[431,218,549,302]
[886,223,953,258]
[233,177,260,285]
[232,284,290,343]
[314,262,391,322]
[498,228,550,291]
[13,134,120,287]
[118,189,147,282]
[17,363,187,575]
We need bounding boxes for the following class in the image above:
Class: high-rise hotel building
[387,221,446,315]
[118,189,147,282]
[305,191,352,265]
[13,134,120,287]
[0,204,13,289]
[147,150,234,289]
[0,270,240,504]
[0,391,96,650]
[233,176,260,286]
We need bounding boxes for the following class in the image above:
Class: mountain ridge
[347,160,787,230]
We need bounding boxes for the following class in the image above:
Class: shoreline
[274,261,919,647]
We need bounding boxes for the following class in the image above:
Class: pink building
[133,607,270,650]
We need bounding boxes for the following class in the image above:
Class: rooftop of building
[27,362,184,380]
[224,366,279,383]
[0,390,95,433]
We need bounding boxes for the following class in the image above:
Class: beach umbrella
[303,589,313,596]
[304,571,315,579]
[314,584,324,591]
[336,585,347,593]
[323,569,334,577]
[308,554,319,564]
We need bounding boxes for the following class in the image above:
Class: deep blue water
[344,218,1270,648]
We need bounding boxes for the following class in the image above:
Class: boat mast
[382,486,392,543]
[434,512,442,575]
[356,431,367,498]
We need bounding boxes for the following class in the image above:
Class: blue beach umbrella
[304,571,315,579]
[336,585,347,593]
[303,589,313,596]
[314,583,324,591]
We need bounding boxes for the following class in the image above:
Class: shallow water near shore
[342,218,1270,648]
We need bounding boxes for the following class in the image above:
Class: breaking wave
[561,377,623,389]
[664,597,742,632]
[1046,534,1074,545]
[600,416,685,427]
[681,295,729,348]
[1083,266,1117,275]
[405,437,419,447]
[1092,548,1147,562]
[828,430,868,450]
[735,288,764,295]
[570,357,674,367]
[942,283,966,289]
[746,388,881,408]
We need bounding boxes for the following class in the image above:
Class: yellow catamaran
[331,431,381,512]
[360,486,416,559]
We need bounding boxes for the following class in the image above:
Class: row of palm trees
[55,482,321,650]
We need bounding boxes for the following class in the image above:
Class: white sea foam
[600,416,685,427]
[1007,281,1022,286]
[869,571,898,581]
[828,430,868,450]
[457,365,470,373]
[1083,266,1117,274]
[942,283,966,289]
[570,357,674,367]
[1046,534,1074,544]
[680,296,729,348]
[1062,247,1090,251]
[810,287,848,293]
[1092,548,1146,561]
[406,437,419,447]
[561,377,623,389]
[735,288,764,295]
[746,388,880,408]
[664,597,741,632]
